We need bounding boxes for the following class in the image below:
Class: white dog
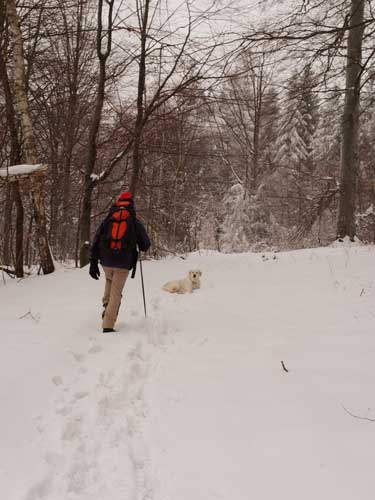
[162,270,202,294]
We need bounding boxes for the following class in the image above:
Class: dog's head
[189,269,202,285]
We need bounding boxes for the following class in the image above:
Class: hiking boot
[103,327,115,333]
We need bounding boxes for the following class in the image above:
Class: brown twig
[19,309,40,323]
[281,360,289,373]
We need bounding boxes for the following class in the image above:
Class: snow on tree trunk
[336,0,365,241]
[6,0,54,274]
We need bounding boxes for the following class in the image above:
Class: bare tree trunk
[24,213,33,268]
[6,0,54,274]
[79,0,114,267]
[49,156,59,249]
[2,186,13,266]
[252,63,264,192]
[13,181,24,277]
[129,0,150,197]
[336,0,365,240]
[60,0,85,260]
[0,0,24,276]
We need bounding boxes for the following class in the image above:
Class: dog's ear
[198,270,202,276]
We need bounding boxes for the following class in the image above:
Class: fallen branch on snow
[341,404,375,422]
[19,309,40,323]
[281,360,289,373]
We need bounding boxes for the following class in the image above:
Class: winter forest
[1,0,374,276]
[2,2,375,499]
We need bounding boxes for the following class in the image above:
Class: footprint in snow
[151,296,160,309]
[56,405,72,417]
[73,391,90,400]
[128,341,145,361]
[44,452,65,468]
[33,415,45,434]
[51,375,63,386]
[61,416,83,442]
[129,361,144,381]
[24,476,53,500]
[98,370,114,388]
[66,462,90,495]
[88,345,103,354]
[69,351,85,363]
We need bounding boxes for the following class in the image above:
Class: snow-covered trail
[1,246,375,500]
[0,263,172,500]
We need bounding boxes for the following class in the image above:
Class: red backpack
[100,200,137,256]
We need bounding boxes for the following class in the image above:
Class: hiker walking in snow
[89,191,151,333]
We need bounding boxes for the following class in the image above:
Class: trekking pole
[139,252,147,318]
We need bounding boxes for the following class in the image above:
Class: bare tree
[129,0,150,196]
[4,0,373,260]
[77,0,232,259]
[79,0,115,267]
[216,51,272,195]
[6,0,54,274]
[0,0,24,277]
[239,0,374,244]
[56,0,93,259]
[336,0,366,240]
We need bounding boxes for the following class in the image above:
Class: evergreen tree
[275,69,319,224]
[220,184,251,252]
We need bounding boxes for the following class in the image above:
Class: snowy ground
[1,245,375,500]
